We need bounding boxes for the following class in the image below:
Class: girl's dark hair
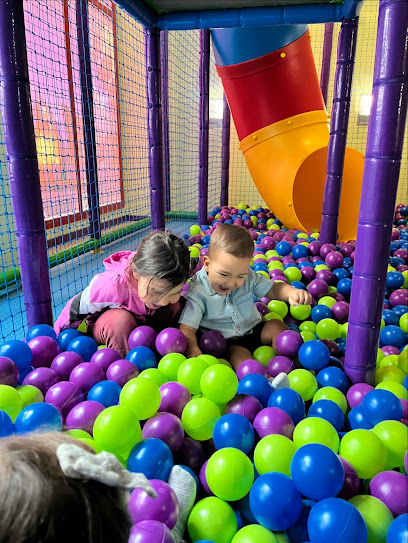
[131,230,192,287]
[0,433,131,543]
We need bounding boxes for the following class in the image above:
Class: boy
[179,224,311,371]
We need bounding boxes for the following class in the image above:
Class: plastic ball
[290,304,311,321]
[50,351,83,380]
[158,381,191,419]
[69,362,104,394]
[88,380,121,408]
[237,359,267,380]
[16,384,43,408]
[308,399,345,431]
[129,325,158,350]
[0,410,14,437]
[225,394,263,423]
[212,413,255,453]
[298,340,330,371]
[348,406,373,430]
[126,346,157,371]
[400,313,408,334]
[90,347,121,373]
[360,389,403,426]
[200,331,227,358]
[129,520,175,543]
[66,335,98,361]
[376,381,408,400]
[380,325,406,348]
[0,356,19,387]
[337,456,361,500]
[288,369,318,401]
[158,353,187,381]
[44,381,84,419]
[267,355,294,377]
[249,472,302,531]
[177,357,209,395]
[268,388,305,424]
[308,279,329,299]
[142,412,184,452]
[370,471,408,518]
[337,278,353,298]
[293,416,339,453]
[275,241,292,256]
[350,495,393,543]
[200,364,238,404]
[65,400,105,435]
[129,479,179,528]
[188,497,237,543]
[267,300,288,318]
[307,498,367,543]
[93,405,141,456]
[181,398,220,441]
[317,366,348,393]
[339,429,387,479]
[347,383,375,408]
[254,434,297,477]
[387,514,408,543]
[156,328,187,356]
[206,447,254,501]
[27,336,60,369]
[14,402,62,434]
[0,384,23,422]
[275,330,304,358]
[120,377,161,420]
[127,437,173,481]
[231,525,281,543]
[371,420,407,470]
[22,367,59,395]
[237,374,272,407]
[253,345,278,366]
[26,324,57,342]
[253,407,294,439]
[0,340,32,372]
[313,386,348,414]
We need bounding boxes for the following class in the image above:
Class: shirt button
[232,312,237,317]
[236,325,240,330]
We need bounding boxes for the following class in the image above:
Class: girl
[55,231,192,358]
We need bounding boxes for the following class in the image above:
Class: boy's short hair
[208,224,254,259]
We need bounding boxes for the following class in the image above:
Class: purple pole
[320,22,334,106]
[320,17,359,246]
[198,30,210,227]
[76,0,101,241]
[220,93,231,207]
[0,0,52,327]
[161,30,171,213]
[345,0,408,384]
[145,27,165,231]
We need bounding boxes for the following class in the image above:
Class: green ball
[340,322,348,338]
[190,224,201,236]
[315,264,330,272]
[288,369,318,401]
[349,495,393,543]
[200,365,238,404]
[65,429,92,440]
[254,434,297,477]
[300,330,316,342]
[316,318,340,341]
[268,261,284,271]
[0,384,23,422]
[79,437,103,453]
[398,349,407,374]
[378,354,399,368]
[264,312,284,322]
[178,357,209,395]
[198,354,220,366]
[299,321,317,333]
[256,271,270,279]
[399,313,408,333]
[232,525,281,543]
[158,353,186,381]
[218,358,233,369]
[290,304,311,321]
[374,365,405,385]
[253,346,278,367]
[371,420,407,470]
[381,318,385,330]
[402,270,408,288]
[189,246,200,258]
[339,429,387,479]
[182,398,220,441]
[265,250,279,258]
[93,405,141,456]
[318,296,337,309]
[328,286,337,295]
[98,344,107,350]
[313,386,348,414]
[376,348,385,367]
[16,384,44,408]
[237,202,247,210]
[206,447,254,501]
[376,381,408,400]
[293,417,340,453]
[138,368,168,387]
[120,377,161,420]
[284,267,302,283]
[188,497,237,543]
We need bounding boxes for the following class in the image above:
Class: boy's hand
[288,287,312,306]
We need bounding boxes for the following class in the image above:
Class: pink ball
[129,479,179,528]
[320,243,337,259]
[308,241,322,256]
[346,383,374,408]
[253,406,294,439]
[325,251,344,269]
[199,330,227,357]
[237,359,267,381]
[337,456,360,500]
[261,237,275,251]
[332,301,350,324]
[308,279,329,299]
[0,356,19,387]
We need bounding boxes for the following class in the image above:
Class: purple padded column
[320,22,334,105]
[161,30,171,213]
[145,27,165,230]
[198,30,210,227]
[320,17,359,246]
[345,0,408,384]
[220,93,231,207]
[76,0,101,241]
[0,0,52,327]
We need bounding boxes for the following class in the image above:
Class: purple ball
[45,381,84,419]
[0,356,19,387]
[199,460,214,496]
[142,412,184,452]
[90,348,121,373]
[370,471,408,517]
[401,399,408,420]
[129,521,175,543]
[276,330,304,358]
[325,251,344,269]
[128,326,158,351]
[320,339,340,357]
[320,243,337,259]
[159,382,191,419]
[51,351,84,380]
[346,383,374,409]
[129,479,179,528]
[155,328,187,356]
[308,241,322,256]
[199,330,227,358]
[332,292,346,303]
[390,288,408,307]
[28,336,60,368]
[174,436,206,470]
[66,400,105,435]
[405,450,408,474]
[337,456,360,500]
[261,237,275,251]
[381,345,400,356]
[340,243,355,257]
[315,269,336,285]
[225,394,263,423]
[269,269,285,279]
[253,406,294,439]
[236,359,268,381]
[267,355,294,377]
[69,362,105,393]
[300,266,316,283]
[308,279,329,299]
[332,301,350,324]
[22,367,59,395]
[106,359,139,387]
[255,302,270,316]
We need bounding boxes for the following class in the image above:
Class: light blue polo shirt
[179,266,273,339]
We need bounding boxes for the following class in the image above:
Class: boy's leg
[261,319,288,350]
[228,344,253,372]
[90,308,137,359]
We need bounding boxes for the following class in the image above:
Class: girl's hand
[288,287,312,306]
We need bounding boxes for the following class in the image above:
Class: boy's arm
[179,324,203,358]
[266,282,312,306]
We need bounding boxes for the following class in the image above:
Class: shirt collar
[197,266,218,296]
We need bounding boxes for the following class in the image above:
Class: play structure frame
[0,0,407,384]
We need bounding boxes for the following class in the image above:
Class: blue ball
[380,325,406,348]
[238,209,246,216]
[212,413,255,454]
[308,399,345,432]
[212,207,221,215]
[237,374,272,407]
[88,380,121,408]
[250,472,302,531]
[308,498,367,543]
[311,305,333,323]
[257,218,266,224]
[298,261,314,268]
[291,281,307,290]
[287,323,301,333]
[382,309,400,326]
[360,389,403,426]
[224,219,233,224]
[312,260,325,268]
[335,338,347,356]
[343,257,352,269]
[127,438,173,481]
[0,410,14,437]
[390,241,399,254]
[14,402,62,434]
[268,388,305,425]
[298,340,330,371]
[237,491,258,525]
[386,271,405,290]
[249,210,258,217]
[17,365,33,386]
[0,340,32,372]
[286,499,315,543]
[347,406,373,430]
[284,263,297,269]
[290,443,345,501]
[201,235,211,245]
[276,241,292,257]
[67,335,98,361]
[393,305,408,318]
[57,328,83,351]
[316,366,348,393]
[389,257,405,267]
[337,278,352,298]
[387,513,408,543]
[333,268,351,281]
[26,324,57,343]
[292,245,309,259]
[327,356,344,370]
[126,346,157,371]
[403,375,408,390]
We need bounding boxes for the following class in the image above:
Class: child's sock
[269,372,290,390]
[168,465,197,542]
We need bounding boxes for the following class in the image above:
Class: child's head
[131,230,191,309]
[0,433,132,543]
[204,224,254,295]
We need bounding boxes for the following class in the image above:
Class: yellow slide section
[240,110,364,241]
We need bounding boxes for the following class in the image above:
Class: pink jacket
[54,251,147,334]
